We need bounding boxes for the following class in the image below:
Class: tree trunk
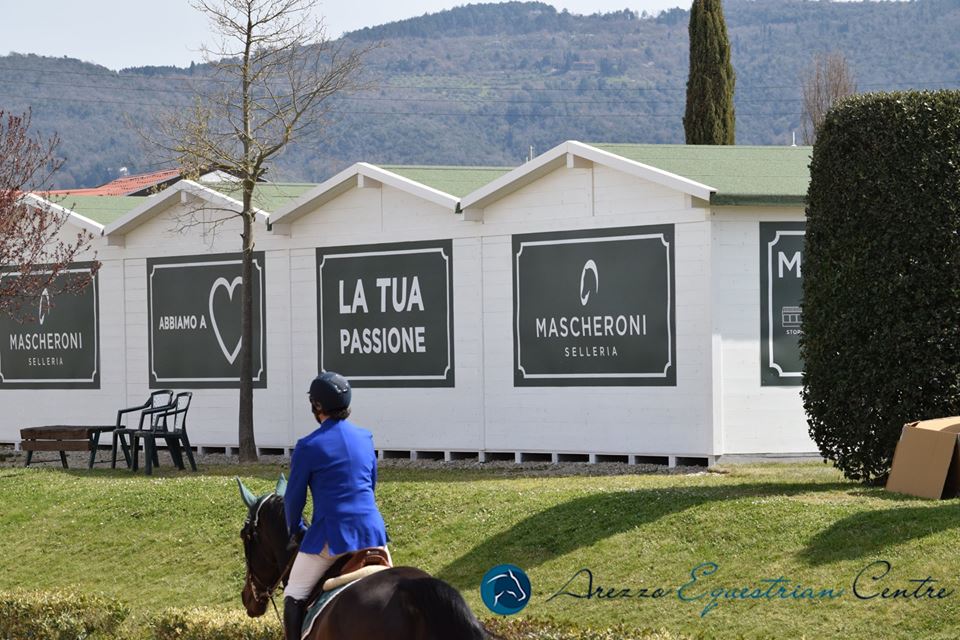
[238,206,257,462]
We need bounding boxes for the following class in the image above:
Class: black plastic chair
[110,390,175,469]
[130,392,196,475]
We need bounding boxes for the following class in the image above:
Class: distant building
[47,167,256,197]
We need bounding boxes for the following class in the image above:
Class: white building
[0,142,814,465]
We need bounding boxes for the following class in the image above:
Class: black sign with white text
[513,225,676,386]
[317,240,454,387]
[760,222,805,386]
[0,263,99,389]
[148,252,267,389]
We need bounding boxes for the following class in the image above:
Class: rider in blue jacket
[283,372,389,640]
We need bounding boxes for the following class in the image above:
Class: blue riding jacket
[284,417,388,555]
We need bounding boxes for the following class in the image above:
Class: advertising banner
[512,225,676,386]
[760,222,805,386]
[147,252,266,388]
[0,262,99,388]
[317,240,454,387]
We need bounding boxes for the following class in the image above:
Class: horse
[237,476,498,640]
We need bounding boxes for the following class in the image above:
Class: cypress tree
[683,0,736,144]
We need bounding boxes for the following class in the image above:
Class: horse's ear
[237,477,257,509]
[275,474,287,497]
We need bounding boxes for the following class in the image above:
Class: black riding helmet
[309,371,352,412]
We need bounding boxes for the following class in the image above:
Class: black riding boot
[284,596,307,640]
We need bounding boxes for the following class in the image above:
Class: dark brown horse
[237,476,497,640]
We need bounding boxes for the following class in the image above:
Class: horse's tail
[398,576,501,640]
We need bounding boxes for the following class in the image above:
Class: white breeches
[285,544,391,601]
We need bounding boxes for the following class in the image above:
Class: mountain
[2,0,959,189]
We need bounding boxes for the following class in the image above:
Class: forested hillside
[2,0,959,188]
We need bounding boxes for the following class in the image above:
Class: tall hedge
[803,90,960,483]
[683,0,736,144]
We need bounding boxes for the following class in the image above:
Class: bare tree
[801,52,857,146]
[157,0,372,462]
[0,110,96,321]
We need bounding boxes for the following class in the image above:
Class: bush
[482,617,685,640]
[0,589,128,639]
[151,608,280,640]
[802,90,960,482]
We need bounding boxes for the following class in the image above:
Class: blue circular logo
[480,564,531,615]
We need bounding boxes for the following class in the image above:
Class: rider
[283,371,390,640]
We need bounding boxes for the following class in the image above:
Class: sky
[3,0,689,71]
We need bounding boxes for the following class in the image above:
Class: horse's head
[237,475,291,617]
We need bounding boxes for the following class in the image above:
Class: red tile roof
[48,169,183,196]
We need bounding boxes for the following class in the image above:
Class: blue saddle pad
[301,583,350,639]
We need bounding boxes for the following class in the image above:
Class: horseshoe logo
[579,260,599,306]
[38,288,51,325]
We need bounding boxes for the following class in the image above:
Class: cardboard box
[885,417,960,499]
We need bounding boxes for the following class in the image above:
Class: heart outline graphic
[209,276,243,365]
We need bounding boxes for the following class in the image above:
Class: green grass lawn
[1,462,958,639]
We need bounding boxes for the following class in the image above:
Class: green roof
[49,195,142,226]
[383,165,512,198]
[591,144,812,206]
[208,182,318,213]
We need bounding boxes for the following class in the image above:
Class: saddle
[300,548,392,639]
[306,547,392,603]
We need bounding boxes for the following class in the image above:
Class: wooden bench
[20,425,115,469]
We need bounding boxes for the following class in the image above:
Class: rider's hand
[287,528,304,552]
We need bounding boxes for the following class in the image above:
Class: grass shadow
[846,488,943,502]
[799,502,960,566]
[436,479,849,588]
[0,469,32,480]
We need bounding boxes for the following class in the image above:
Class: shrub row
[150,608,279,640]
[0,590,127,640]
[0,590,681,640]
[0,591,282,640]
[483,617,684,640]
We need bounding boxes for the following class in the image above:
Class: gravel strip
[0,444,716,476]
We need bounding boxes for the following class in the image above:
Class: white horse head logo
[579,259,599,306]
[486,569,528,608]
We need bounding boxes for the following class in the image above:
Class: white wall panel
[712,210,816,454]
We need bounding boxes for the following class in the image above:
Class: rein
[243,493,299,623]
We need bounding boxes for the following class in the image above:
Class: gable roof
[382,165,511,198]
[591,143,812,206]
[270,163,461,225]
[460,140,717,211]
[48,195,144,226]
[102,180,270,241]
[206,182,317,213]
[20,193,106,235]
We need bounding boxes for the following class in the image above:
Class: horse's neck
[265,498,296,575]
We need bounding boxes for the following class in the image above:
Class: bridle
[241,493,298,620]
